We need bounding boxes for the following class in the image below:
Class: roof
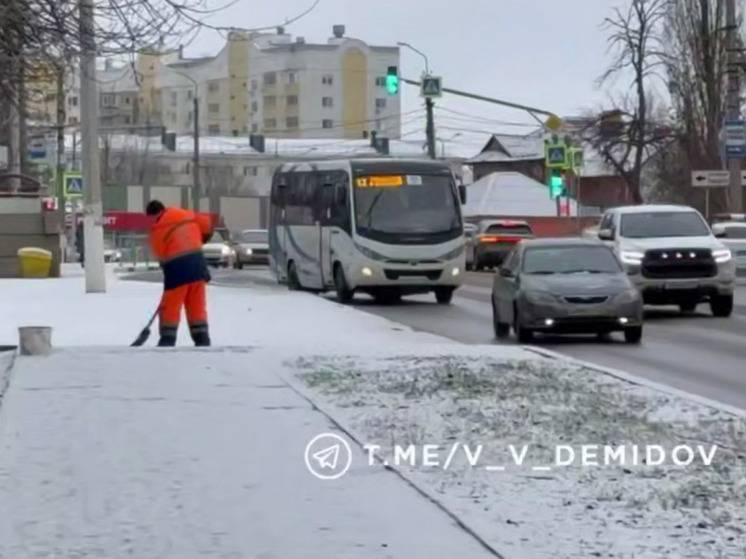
[519,237,605,248]
[608,204,698,214]
[463,171,577,217]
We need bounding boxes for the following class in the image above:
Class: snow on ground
[289,354,746,558]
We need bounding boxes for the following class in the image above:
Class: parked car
[103,240,122,263]
[597,205,736,317]
[467,219,534,271]
[202,228,235,268]
[712,221,746,277]
[232,229,269,268]
[491,238,644,343]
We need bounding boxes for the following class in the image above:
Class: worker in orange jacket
[146,200,213,347]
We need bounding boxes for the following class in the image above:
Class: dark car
[491,238,644,344]
[467,219,534,271]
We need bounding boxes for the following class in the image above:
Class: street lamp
[396,41,431,76]
[169,68,200,211]
[439,132,462,158]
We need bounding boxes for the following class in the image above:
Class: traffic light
[386,66,399,95]
[549,169,565,199]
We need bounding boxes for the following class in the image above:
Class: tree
[590,0,671,204]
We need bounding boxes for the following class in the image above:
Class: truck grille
[384,269,442,281]
[641,248,716,279]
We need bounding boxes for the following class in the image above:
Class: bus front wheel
[334,264,355,304]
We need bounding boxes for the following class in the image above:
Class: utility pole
[192,92,200,210]
[425,97,436,159]
[55,65,67,262]
[726,0,743,213]
[79,0,106,293]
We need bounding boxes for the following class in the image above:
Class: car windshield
[354,175,461,240]
[486,223,533,235]
[523,246,622,274]
[621,211,710,238]
[208,232,227,243]
[240,231,268,243]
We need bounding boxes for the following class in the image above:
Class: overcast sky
[189,0,626,150]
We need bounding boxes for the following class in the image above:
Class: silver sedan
[492,238,644,344]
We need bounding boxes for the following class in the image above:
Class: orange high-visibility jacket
[149,207,213,290]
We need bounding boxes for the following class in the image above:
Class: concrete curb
[523,346,746,419]
[277,365,506,559]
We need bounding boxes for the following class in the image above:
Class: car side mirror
[499,267,514,278]
[458,184,467,205]
[714,231,726,239]
[598,228,615,241]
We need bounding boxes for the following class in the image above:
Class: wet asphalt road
[125,266,746,411]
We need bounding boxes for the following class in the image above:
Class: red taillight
[478,235,525,244]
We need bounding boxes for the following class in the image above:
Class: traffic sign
[64,172,84,198]
[723,120,746,159]
[545,141,568,169]
[420,75,442,98]
[691,170,730,188]
[570,148,584,172]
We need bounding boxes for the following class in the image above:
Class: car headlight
[221,245,231,256]
[713,248,732,263]
[615,288,640,304]
[620,250,644,265]
[525,291,557,304]
[244,248,253,255]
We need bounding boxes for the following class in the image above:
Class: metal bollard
[18,326,53,356]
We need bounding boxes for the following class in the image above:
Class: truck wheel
[679,300,697,313]
[710,294,733,318]
[624,326,643,344]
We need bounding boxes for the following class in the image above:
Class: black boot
[189,323,211,347]
[158,325,177,347]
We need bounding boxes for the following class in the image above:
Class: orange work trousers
[159,280,208,332]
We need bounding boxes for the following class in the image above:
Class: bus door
[319,171,350,288]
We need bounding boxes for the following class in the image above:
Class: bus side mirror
[458,184,467,205]
[598,228,615,241]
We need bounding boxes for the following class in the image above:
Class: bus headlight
[452,267,460,277]
[244,248,253,255]
[361,266,373,277]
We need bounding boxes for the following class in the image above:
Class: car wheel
[710,294,733,318]
[679,300,698,313]
[434,287,455,305]
[333,264,354,304]
[492,299,510,339]
[513,307,534,343]
[287,262,302,291]
[236,262,244,270]
[624,326,643,344]
[475,258,484,272]
[465,261,473,271]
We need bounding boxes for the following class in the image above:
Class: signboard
[545,141,568,169]
[101,211,222,232]
[724,120,746,159]
[691,170,731,188]
[64,172,84,198]
[420,76,442,98]
[27,137,47,161]
[570,148,584,172]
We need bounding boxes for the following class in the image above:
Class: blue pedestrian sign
[723,120,746,160]
[64,172,84,198]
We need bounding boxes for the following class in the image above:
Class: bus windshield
[354,175,461,243]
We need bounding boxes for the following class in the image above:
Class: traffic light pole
[425,97,436,159]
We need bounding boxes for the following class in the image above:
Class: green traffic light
[386,66,399,95]
[550,171,565,199]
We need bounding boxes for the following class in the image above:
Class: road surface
[127,266,746,411]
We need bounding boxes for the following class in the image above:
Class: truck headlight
[620,250,644,265]
[713,248,732,263]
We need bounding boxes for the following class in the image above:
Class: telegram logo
[304,433,353,480]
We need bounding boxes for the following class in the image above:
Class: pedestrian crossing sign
[420,76,442,98]
[64,172,84,198]
[545,142,569,170]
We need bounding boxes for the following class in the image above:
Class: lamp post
[169,69,200,211]
[397,41,436,159]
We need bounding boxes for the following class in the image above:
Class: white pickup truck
[597,205,736,317]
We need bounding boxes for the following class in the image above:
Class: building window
[101,94,115,107]
[375,98,387,109]
[264,118,277,129]
[243,166,258,177]
[322,96,333,108]
[322,119,333,129]
[208,80,220,93]
[208,103,220,114]
[208,124,220,135]
[251,123,258,133]
[286,95,298,106]
[264,95,276,108]
[187,111,193,124]
[375,76,386,87]
[68,96,79,107]
[186,90,193,101]
[124,96,131,105]
[251,101,258,112]
[263,72,276,86]
[170,91,178,106]
[124,116,131,124]
[322,74,333,85]
[286,71,297,85]
[68,116,79,125]
[286,116,299,129]
[251,79,258,91]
